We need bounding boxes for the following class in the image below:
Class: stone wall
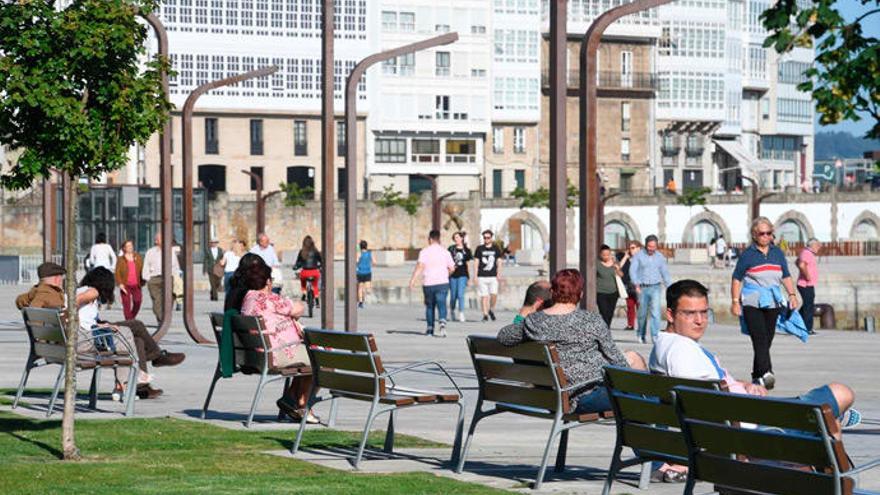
[0,188,43,254]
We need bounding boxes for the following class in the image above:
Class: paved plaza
[1,281,879,493]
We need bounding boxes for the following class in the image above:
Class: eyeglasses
[756,231,774,237]
[676,309,709,319]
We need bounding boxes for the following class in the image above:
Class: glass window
[399,12,415,32]
[514,169,525,190]
[435,95,450,120]
[249,119,263,155]
[777,220,806,243]
[204,117,218,154]
[435,52,450,76]
[294,120,307,155]
[492,126,504,153]
[513,127,525,153]
[381,11,396,31]
[621,138,631,161]
[336,121,346,156]
[375,138,406,163]
[621,102,631,132]
[249,166,263,191]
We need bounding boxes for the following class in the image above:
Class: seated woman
[497,269,646,414]
[239,262,318,423]
[224,253,269,312]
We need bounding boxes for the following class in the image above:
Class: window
[471,68,487,77]
[337,167,347,199]
[409,175,432,195]
[621,138,631,161]
[286,166,315,199]
[471,25,486,34]
[412,139,440,162]
[399,53,414,76]
[621,102,631,132]
[249,119,263,155]
[514,169,525,191]
[686,134,703,155]
[493,169,503,198]
[435,95,450,120]
[761,98,770,119]
[777,98,812,123]
[381,11,396,31]
[336,121,346,156]
[621,51,633,88]
[249,166,263,191]
[492,126,504,153]
[375,138,406,163]
[446,139,476,163]
[294,120,307,155]
[435,23,450,32]
[204,117,218,154]
[620,172,634,192]
[513,127,525,153]
[399,12,414,32]
[435,52,450,76]
[198,164,226,192]
[778,61,810,84]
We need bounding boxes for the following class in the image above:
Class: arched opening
[852,219,879,240]
[604,220,635,249]
[691,220,719,244]
[198,164,226,193]
[777,220,806,243]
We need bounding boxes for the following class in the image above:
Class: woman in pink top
[240,263,319,423]
[796,238,820,335]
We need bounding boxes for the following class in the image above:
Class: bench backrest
[604,366,721,462]
[303,328,387,397]
[208,312,275,373]
[22,307,67,364]
[673,386,853,495]
[467,335,570,414]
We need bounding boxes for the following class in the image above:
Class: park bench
[13,307,138,416]
[673,385,880,495]
[456,335,615,490]
[601,365,722,495]
[203,312,312,428]
[291,328,465,469]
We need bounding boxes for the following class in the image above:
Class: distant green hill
[814,131,880,160]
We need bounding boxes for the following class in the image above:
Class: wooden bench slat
[306,330,376,352]
[34,342,67,362]
[614,394,680,426]
[606,367,719,398]
[317,369,385,396]
[685,419,833,469]
[694,453,836,495]
[475,358,557,387]
[469,336,548,363]
[675,387,824,432]
[311,348,377,374]
[483,381,559,411]
[621,423,689,458]
[30,324,65,342]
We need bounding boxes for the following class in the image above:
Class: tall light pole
[321,0,336,329]
[241,170,265,235]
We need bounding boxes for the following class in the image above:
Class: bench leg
[601,445,624,495]
[124,364,138,417]
[278,377,292,421]
[201,363,222,420]
[535,418,564,490]
[450,400,465,466]
[554,428,569,473]
[638,461,651,490]
[88,368,99,410]
[327,397,339,428]
[383,411,396,453]
[13,359,35,409]
[291,385,319,455]
[455,400,485,474]
[683,472,697,495]
[47,365,64,417]
[246,373,269,428]
[353,400,381,469]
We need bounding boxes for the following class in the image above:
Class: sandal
[663,470,687,483]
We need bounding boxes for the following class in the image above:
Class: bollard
[866,316,876,333]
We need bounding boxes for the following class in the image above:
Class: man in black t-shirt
[473,229,503,322]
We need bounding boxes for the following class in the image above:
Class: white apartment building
[131,0,377,198]
[367,1,492,197]
[655,0,814,193]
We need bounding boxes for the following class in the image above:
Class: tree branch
[853,8,880,25]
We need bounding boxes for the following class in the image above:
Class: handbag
[212,261,225,278]
[614,274,628,299]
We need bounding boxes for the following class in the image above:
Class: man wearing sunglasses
[473,229,503,322]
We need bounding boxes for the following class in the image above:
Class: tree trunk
[62,173,81,461]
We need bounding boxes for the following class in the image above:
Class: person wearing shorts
[356,240,373,309]
[473,229,503,322]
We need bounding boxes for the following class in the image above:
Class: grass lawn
[0,409,506,495]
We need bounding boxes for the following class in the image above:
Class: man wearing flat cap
[15,262,66,309]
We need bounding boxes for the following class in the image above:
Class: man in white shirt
[250,232,282,294]
[88,233,117,271]
[142,232,181,325]
[650,279,860,429]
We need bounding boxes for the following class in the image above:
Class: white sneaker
[457,311,465,322]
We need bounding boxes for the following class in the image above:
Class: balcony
[661,144,680,156]
[541,70,656,91]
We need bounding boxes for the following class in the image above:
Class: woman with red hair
[498,269,645,413]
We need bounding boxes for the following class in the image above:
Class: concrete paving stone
[1,282,878,493]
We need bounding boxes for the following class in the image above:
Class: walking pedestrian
[251,232,283,294]
[203,237,224,301]
[142,232,181,326]
[293,235,323,308]
[172,240,184,311]
[474,229,503,322]
[356,240,373,309]
[715,234,728,266]
[115,239,144,320]
[629,234,671,344]
[409,230,455,337]
[220,239,246,292]
[596,244,623,329]
[797,238,820,335]
[619,241,640,330]
[448,231,473,322]
[88,232,117,271]
[730,216,800,389]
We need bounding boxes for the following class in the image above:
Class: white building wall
[492,0,541,124]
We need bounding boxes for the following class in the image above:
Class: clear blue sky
[812,1,879,137]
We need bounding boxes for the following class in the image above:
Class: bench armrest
[844,457,880,476]
[560,378,602,393]
[75,331,138,360]
[383,361,463,397]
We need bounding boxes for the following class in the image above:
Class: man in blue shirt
[628,234,671,344]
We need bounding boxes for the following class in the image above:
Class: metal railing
[541,70,657,90]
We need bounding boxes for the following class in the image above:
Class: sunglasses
[756,230,774,237]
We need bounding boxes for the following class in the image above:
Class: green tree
[280,182,315,207]
[762,0,880,139]
[511,182,579,209]
[0,0,171,459]
[676,187,712,207]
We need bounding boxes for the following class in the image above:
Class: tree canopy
[0,0,171,188]
[762,0,880,140]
